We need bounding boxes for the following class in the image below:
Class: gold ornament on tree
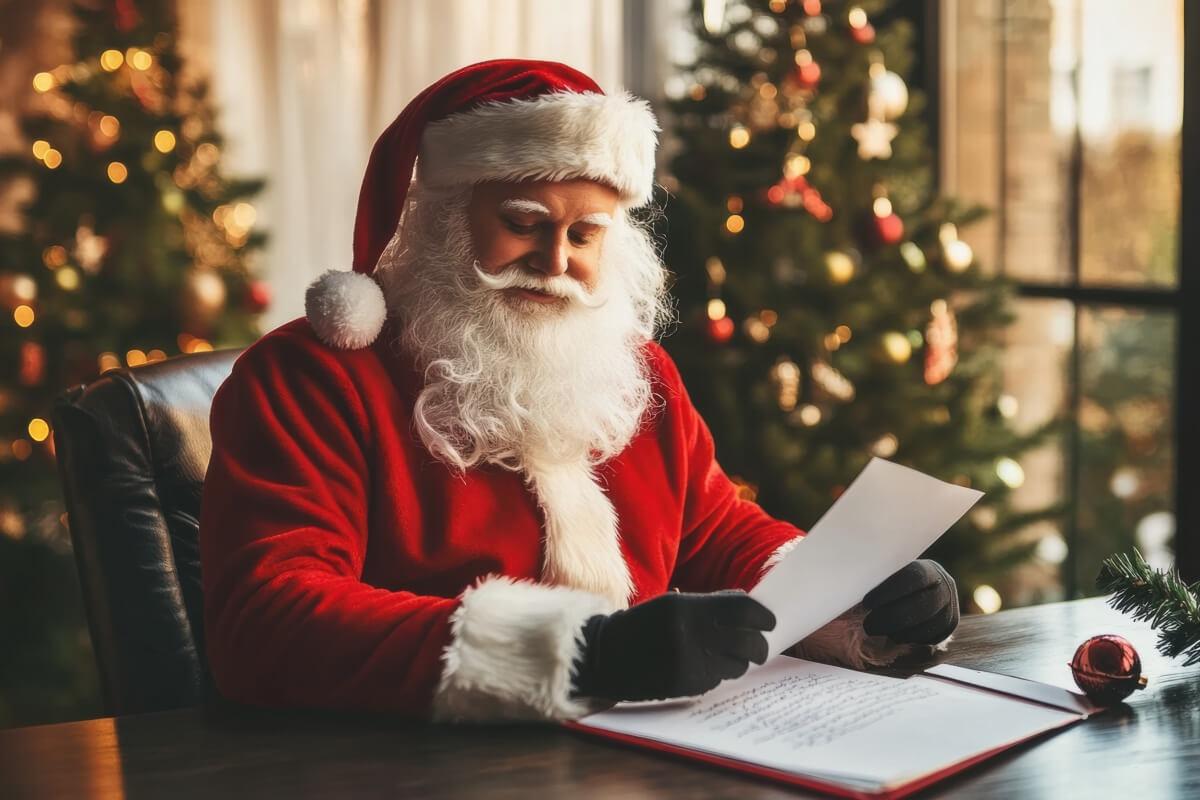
[939,223,974,272]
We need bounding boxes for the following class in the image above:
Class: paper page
[752,458,983,657]
[575,657,1082,789]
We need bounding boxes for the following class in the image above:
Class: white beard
[375,182,674,607]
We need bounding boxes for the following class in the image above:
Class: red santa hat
[304,59,661,350]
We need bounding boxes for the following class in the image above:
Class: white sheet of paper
[751,457,983,657]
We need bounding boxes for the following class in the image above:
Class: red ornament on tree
[851,23,876,44]
[872,211,904,246]
[246,280,272,314]
[706,315,735,344]
[1069,634,1148,705]
[794,62,822,91]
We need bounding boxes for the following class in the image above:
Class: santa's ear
[304,269,387,350]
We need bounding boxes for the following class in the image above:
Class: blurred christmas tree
[0,0,267,726]
[659,0,1062,612]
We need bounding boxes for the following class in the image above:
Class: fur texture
[526,460,634,609]
[431,575,615,722]
[418,91,660,208]
[304,269,387,350]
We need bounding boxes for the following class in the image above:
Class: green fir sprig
[1097,549,1200,666]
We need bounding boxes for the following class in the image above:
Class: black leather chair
[52,348,243,716]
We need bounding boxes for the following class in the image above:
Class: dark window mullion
[1176,1,1199,581]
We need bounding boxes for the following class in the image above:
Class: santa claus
[199,59,959,722]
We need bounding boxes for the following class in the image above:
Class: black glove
[571,590,776,702]
[862,559,959,645]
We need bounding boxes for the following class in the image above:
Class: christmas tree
[0,0,266,725]
[659,0,1060,612]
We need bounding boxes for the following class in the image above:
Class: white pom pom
[304,269,387,350]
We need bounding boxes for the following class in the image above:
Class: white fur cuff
[785,604,954,670]
[431,575,616,722]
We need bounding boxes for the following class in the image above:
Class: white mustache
[471,261,609,309]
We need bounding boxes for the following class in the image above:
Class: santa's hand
[571,590,776,702]
[862,559,959,645]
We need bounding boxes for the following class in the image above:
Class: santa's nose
[530,234,570,277]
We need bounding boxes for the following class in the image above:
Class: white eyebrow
[499,198,551,215]
[499,199,613,228]
[577,212,613,227]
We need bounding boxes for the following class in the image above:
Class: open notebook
[566,657,1099,800]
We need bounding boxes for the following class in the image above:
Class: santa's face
[379,177,671,474]
[466,178,620,308]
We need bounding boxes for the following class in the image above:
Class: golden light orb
[973,584,1002,614]
[881,331,912,363]
[129,50,153,70]
[100,50,125,71]
[126,349,148,367]
[43,149,63,169]
[154,130,177,153]
[707,298,727,320]
[873,197,893,217]
[14,305,35,327]
[55,266,81,290]
[107,161,128,183]
[33,72,55,92]
[725,214,745,234]
[729,126,751,149]
[996,457,1026,488]
[824,251,855,284]
[28,418,50,442]
[99,115,120,137]
[98,352,121,372]
[32,140,51,160]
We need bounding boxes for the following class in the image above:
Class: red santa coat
[200,318,897,722]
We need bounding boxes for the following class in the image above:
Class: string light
[27,419,50,442]
[126,349,147,367]
[147,349,168,363]
[43,149,63,169]
[11,440,32,461]
[31,140,50,160]
[707,299,727,320]
[100,50,125,71]
[835,324,852,342]
[724,214,745,234]
[881,331,912,363]
[32,72,55,92]
[825,251,854,283]
[128,49,153,70]
[13,305,35,327]
[973,585,1002,614]
[797,404,822,426]
[98,352,121,372]
[995,457,1025,488]
[98,115,120,137]
[729,126,751,149]
[107,162,128,183]
[55,266,80,290]
[151,130,175,154]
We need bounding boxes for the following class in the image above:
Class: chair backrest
[52,348,242,716]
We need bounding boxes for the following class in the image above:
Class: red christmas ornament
[1070,634,1148,705]
[794,62,822,91]
[19,341,45,387]
[851,23,876,44]
[706,315,735,344]
[873,212,904,246]
[246,280,272,314]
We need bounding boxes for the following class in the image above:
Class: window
[940,0,1196,599]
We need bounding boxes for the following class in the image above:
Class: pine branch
[1097,549,1200,666]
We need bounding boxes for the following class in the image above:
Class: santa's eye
[504,219,537,235]
[569,230,596,246]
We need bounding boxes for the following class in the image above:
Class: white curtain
[178,0,626,332]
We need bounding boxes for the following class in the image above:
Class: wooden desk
[2,596,1197,798]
